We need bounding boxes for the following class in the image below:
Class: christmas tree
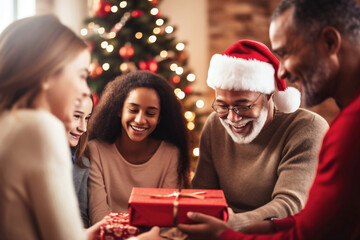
[80,0,205,169]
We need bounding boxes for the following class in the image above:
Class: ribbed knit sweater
[88,140,179,224]
[193,108,329,231]
[220,92,360,239]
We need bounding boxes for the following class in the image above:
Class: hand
[177,212,230,240]
[85,218,106,240]
[241,220,276,234]
[136,226,166,240]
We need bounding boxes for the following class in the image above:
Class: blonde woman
[0,15,102,239]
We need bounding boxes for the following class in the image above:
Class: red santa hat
[207,40,300,113]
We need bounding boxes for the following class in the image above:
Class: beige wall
[53,0,87,33]
[37,0,87,34]
[159,0,209,96]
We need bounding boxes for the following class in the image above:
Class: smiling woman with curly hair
[87,70,191,224]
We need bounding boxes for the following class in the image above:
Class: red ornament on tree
[149,0,159,5]
[138,59,158,73]
[171,76,181,84]
[89,62,103,78]
[147,59,158,73]
[184,86,192,94]
[91,92,100,107]
[94,0,111,18]
[119,44,135,58]
[132,10,144,18]
[139,61,147,70]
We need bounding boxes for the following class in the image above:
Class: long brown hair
[0,15,88,113]
[73,95,94,168]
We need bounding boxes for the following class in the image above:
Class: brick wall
[208,0,341,123]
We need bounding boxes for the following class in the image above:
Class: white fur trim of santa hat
[207,54,276,94]
[206,40,301,113]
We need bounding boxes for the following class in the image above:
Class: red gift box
[128,187,228,227]
[100,212,140,240]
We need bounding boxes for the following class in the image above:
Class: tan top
[88,140,179,224]
[0,110,85,240]
[192,109,329,231]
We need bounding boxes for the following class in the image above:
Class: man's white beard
[219,106,268,144]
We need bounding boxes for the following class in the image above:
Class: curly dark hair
[88,70,191,188]
[272,0,360,44]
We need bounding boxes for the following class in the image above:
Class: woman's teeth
[131,125,146,131]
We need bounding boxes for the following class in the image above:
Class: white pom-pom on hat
[207,40,301,113]
[273,86,301,113]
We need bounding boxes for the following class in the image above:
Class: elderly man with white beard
[192,40,329,231]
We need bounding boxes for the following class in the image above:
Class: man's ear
[319,26,341,55]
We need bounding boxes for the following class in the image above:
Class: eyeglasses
[212,93,262,116]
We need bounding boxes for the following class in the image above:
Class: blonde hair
[0,14,89,113]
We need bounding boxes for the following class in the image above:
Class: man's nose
[227,108,242,123]
[277,61,287,80]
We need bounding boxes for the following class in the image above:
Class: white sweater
[0,110,86,240]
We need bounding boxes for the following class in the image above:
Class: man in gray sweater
[191,39,329,231]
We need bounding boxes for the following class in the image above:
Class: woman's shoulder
[0,109,69,167]
[159,141,180,155]
[19,109,62,130]
[1,109,64,138]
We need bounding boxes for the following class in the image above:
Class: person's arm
[178,212,231,240]
[178,212,291,240]
[23,113,86,239]
[78,158,90,228]
[88,142,112,225]
[227,113,328,231]
[192,115,221,189]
